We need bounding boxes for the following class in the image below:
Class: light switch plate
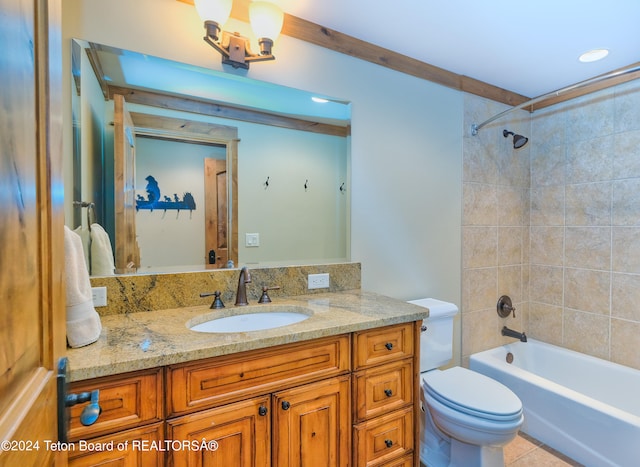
[245,233,260,247]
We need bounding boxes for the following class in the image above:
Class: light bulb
[249,1,284,40]
[194,0,232,25]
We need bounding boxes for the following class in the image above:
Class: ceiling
[275,0,640,98]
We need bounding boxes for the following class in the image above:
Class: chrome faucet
[502,326,527,342]
[234,266,252,306]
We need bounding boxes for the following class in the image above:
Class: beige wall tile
[564,268,610,315]
[565,226,611,270]
[528,302,563,345]
[612,227,640,273]
[530,226,563,266]
[611,273,640,321]
[613,129,640,179]
[463,182,497,225]
[531,144,565,187]
[563,309,610,359]
[566,136,614,183]
[530,185,564,226]
[463,267,497,313]
[498,226,523,266]
[461,308,503,357]
[611,318,640,370]
[529,265,563,306]
[612,179,640,225]
[462,226,497,269]
[565,182,611,226]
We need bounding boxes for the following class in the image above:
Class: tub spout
[502,326,527,342]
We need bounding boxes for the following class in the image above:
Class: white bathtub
[469,339,640,467]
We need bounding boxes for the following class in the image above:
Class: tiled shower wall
[462,79,640,371]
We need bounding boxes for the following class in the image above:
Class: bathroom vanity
[64,290,428,466]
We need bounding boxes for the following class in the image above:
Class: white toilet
[408,298,524,467]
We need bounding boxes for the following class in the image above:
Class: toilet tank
[407,298,459,373]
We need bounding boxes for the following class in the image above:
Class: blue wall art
[136,175,196,212]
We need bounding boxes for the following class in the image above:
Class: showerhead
[503,129,528,149]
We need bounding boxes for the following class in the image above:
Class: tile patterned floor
[504,432,584,466]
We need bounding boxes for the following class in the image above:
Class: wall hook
[339,182,346,193]
[304,179,309,191]
[264,176,270,189]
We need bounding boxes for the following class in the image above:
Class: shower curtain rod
[471,63,640,136]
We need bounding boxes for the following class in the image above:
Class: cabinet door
[273,375,350,467]
[166,395,270,467]
[68,422,164,467]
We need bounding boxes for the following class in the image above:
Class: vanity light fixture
[194,0,284,69]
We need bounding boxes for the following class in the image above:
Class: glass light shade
[249,1,284,40]
[194,0,232,25]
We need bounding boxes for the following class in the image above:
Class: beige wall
[462,79,640,371]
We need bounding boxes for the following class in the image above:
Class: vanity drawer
[353,323,414,370]
[68,368,163,441]
[353,406,414,467]
[167,335,350,416]
[68,422,163,466]
[353,358,413,423]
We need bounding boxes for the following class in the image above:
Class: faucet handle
[258,286,281,303]
[200,291,225,309]
[497,295,516,318]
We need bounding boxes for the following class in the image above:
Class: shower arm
[471,63,640,136]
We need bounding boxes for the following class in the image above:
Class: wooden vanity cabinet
[67,321,421,467]
[352,322,420,467]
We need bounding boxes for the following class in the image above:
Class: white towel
[65,226,102,348]
[90,223,115,276]
[74,225,91,272]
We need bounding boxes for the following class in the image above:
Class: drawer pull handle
[258,406,268,416]
[385,439,393,448]
[282,401,290,410]
[384,389,393,397]
[385,342,393,350]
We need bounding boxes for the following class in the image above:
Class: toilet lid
[424,367,522,421]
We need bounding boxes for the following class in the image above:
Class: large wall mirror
[70,39,351,276]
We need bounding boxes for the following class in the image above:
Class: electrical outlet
[308,273,330,289]
[92,287,107,307]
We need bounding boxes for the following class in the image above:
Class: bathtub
[469,339,640,467]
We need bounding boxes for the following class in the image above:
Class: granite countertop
[66,290,429,382]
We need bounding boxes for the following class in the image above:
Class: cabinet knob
[385,342,393,350]
[384,439,393,448]
[384,389,393,397]
[258,406,268,416]
[281,401,290,410]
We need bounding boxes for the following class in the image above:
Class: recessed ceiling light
[579,48,609,63]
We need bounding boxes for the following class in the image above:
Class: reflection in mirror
[70,39,351,276]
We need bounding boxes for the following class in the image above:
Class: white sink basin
[189,306,312,333]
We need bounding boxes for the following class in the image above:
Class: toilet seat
[423,367,522,422]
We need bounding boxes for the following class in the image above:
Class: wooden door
[0,0,66,464]
[273,375,351,467]
[204,158,228,268]
[166,395,271,466]
[113,94,140,273]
